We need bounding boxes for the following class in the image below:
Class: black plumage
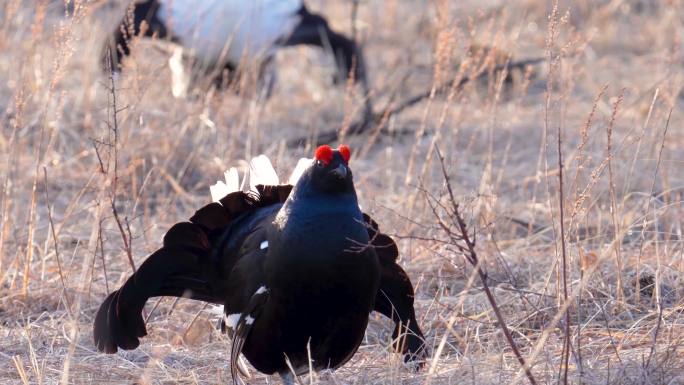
[93,146,425,383]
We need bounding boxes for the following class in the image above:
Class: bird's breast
[276,212,368,256]
[267,198,379,293]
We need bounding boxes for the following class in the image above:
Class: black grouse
[105,0,368,94]
[93,145,426,383]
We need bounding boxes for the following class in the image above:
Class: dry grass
[1,0,683,384]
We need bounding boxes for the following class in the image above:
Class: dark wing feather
[94,185,290,354]
[93,223,217,353]
[363,213,428,364]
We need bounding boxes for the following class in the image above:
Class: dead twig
[99,48,136,274]
[556,87,570,385]
[427,146,538,385]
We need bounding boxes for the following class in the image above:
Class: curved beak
[330,164,347,179]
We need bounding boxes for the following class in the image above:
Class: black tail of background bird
[93,222,218,353]
[103,0,169,72]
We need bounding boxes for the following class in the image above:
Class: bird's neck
[271,190,368,269]
[274,189,361,231]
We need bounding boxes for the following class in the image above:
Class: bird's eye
[316,160,325,167]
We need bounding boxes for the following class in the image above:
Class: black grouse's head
[300,144,354,195]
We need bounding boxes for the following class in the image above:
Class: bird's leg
[210,62,238,90]
[279,372,296,385]
[256,57,277,101]
[280,7,367,90]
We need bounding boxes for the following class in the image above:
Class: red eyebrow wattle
[338,145,351,164]
[315,145,334,165]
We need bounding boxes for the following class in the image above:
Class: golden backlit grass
[0,0,683,384]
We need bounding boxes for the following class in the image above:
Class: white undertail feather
[209,167,241,202]
[210,155,281,203]
[209,182,229,203]
[288,158,313,185]
[224,167,240,192]
[239,169,250,193]
[210,155,316,202]
[249,155,280,190]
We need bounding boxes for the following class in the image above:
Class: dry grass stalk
[606,90,626,305]
[1,1,683,384]
[642,107,673,371]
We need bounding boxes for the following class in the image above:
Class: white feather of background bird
[157,0,302,66]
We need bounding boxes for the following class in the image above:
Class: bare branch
[431,146,538,385]
[103,47,136,274]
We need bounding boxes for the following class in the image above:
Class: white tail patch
[288,158,312,185]
[224,168,240,192]
[239,168,250,192]
[210,166,240,202]
[249,155,280,190]
[211,154,312,201]
[210,155,279,202]
[210,182,230,203]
